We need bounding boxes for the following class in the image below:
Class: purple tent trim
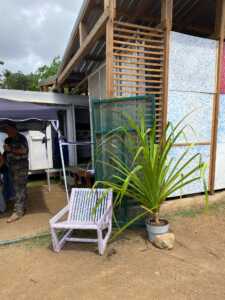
[0,99,58,131]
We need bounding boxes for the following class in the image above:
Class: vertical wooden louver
[108,20,166,137]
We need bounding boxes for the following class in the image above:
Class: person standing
[0,122,29,223]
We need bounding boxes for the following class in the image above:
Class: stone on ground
[152,233,175,250]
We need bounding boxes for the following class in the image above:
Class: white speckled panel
[215,143,225,190]
[168,91,213,143]
[217,95,225,143]
[169,31,218,93]
[168,145,210,197]
[215,95,225,190]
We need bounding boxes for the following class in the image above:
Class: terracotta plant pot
[146,218,170,242]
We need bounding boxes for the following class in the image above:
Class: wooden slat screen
[111,20,166,136]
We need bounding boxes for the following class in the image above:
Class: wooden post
[105,0,116,98]
[79,21,88,45]
[161,0,173,133]
[209,0,225,193]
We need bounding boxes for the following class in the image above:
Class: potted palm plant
[94,112,208,243]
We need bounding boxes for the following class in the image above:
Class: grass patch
[27,180,47,188]
[23,233,51,249]
[165,199,225,221]
[0,232,52,250]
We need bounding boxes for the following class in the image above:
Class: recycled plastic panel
[168,91,213,143]
[220,43,225,94]
[168,145,210,197]
[169,31,218,93]
[215,143,225,190]
[217,95,225,143]
[215,95,225,189]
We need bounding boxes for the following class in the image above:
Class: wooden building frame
[41,0,225,195]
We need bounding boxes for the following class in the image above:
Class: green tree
[1,56,61,91]
[0,60,4,87]
[2,70,39,91]
[36,56,61,81]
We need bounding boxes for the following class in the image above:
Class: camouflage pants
[11,168,28,216]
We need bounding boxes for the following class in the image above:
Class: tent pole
[51,121,69,203]
[59,139,69,203]
[45,126,51,192]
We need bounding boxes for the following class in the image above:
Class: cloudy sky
[0,0,83,74]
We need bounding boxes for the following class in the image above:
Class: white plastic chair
[49,188,113,255]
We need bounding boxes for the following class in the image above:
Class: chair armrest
[98,204,113,225]
[49,205,69,225]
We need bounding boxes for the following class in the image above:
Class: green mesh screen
[91,95,155,226]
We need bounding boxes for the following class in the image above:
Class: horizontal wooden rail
[113,77,163,84]
[113,53,164,61]
[174,142,211,147]
[114,27,164,39]
[113,65,162,73]
[113,46,164,56]
[112,71,163,78]
[113,58,163,67]
[114,21,163,33]
[113,88,163,95]
[114,83,163,89]
[114,33,164,44]
[113,40,164,50]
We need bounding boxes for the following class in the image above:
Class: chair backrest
[67,188,112,223]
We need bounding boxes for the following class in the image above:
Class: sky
[0,0,83,74]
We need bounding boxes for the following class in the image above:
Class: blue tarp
[0,99,58,131]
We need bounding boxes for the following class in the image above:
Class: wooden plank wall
[107,20,166,136]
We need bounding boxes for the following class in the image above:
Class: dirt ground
[0,184,65,241]
[1,192,225,299]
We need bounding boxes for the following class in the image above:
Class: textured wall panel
[217,95,225,143]
[215,143,225,190]
[215,95,225,189]
[168,91,213,143]
[168,145,210,197]
[169,31,218,93]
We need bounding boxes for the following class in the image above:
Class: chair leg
[50,227,73,252]
[50,227,60,252]
[97,222,112,255]
[97,228,104,255]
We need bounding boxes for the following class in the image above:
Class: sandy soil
[1,200,225,300]
[0,184,66,241]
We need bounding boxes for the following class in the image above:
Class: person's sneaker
[6,213,22,223]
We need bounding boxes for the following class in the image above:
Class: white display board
[26,125,53,171]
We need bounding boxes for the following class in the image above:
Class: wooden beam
[57,12,108,86]
[209,0,225,193]
[105,0,116,98]
[215,0,223,39]
[79,21,88,45]
[161,0,173,132]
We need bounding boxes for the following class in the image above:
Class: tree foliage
[36,56,61,82]
[1,56,61,91]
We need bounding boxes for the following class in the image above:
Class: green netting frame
[91,95,156,226]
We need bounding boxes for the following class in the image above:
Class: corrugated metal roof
[0,89,89,106]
